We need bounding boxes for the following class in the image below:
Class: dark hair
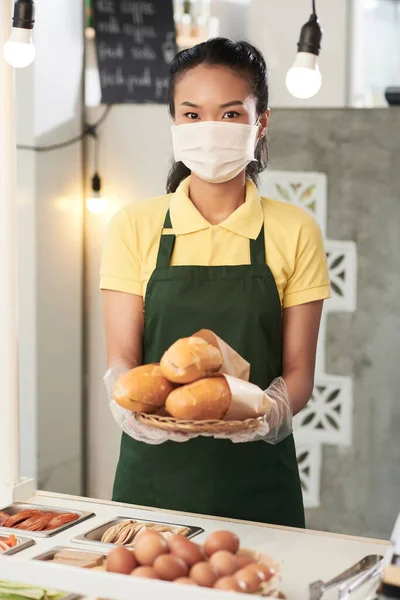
[166,38,269,193]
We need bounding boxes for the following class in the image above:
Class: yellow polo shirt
[100,177,330,308]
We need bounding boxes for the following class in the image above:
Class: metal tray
[34,545,106,566]
[0,534,35,556]
[73,516,204,550]
[0,502,94,538]
[33,547,103,600]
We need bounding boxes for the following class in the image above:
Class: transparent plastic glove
[103,363,132,401]
[263,377,293,445]
[104,362,135,428]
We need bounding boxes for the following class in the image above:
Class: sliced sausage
[3,509,40,528]
[16,512,56,531]
[45,513,79,530]
[0,511,10,527]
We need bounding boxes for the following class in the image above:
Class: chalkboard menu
[92,0,177,104]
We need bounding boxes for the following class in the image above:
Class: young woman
[101,38,330,528]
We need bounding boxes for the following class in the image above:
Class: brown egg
[246,562,276,582]
[106,546,137,574]
[174,577,197,585]
[214,576,246,592]
[153,554,188,581]
[168,536,204,566]
[236,553,256,569]
[209,550,239,577]
[134,531,168,566]
[131,566,159,579]
[190,561,218,588]
[204,531,240,557]
[234,565,263,592]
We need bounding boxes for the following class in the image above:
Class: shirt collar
[169,177,264,240]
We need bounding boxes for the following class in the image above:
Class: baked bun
[160,337,223,384]
[114,364,174,413]
[165,377,231,420]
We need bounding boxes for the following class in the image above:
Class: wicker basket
[136,413,265,435]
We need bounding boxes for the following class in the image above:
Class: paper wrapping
[223,375,272,421]
[193,329,250,381]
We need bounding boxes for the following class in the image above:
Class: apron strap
[250,224,266,265]
[157,211,266,268]
[156,209,175,268]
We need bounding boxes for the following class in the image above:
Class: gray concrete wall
[268,109,400,540]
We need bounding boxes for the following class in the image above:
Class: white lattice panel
[260,170,327,235]
[295,443,322,509]
[294,374,353,447]
[262,169,357,508]
[325,240,358,313]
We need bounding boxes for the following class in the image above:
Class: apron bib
[113,210,305,527]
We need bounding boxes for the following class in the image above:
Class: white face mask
[171,121,259,184]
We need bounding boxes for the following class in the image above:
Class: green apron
[113,209,305,528]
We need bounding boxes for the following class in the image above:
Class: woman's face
[173,65,268,132]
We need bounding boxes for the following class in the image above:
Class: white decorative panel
[260,170,327,235]
[295,444,322,509]
[325,240,358,313]
[294,374,353,447]
[265,169,358,509]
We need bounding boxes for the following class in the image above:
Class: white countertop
[0,491,388,600]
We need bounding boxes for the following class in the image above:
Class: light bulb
[287,10,323,100]
[86,192,107,214]
[4,27,35,68]
[286,52,322,99]
[87,173,106,214]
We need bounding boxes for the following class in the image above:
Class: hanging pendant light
[3,0,36,69]
[86,134,106,215]
[286,0,323,100]
[86,172,106,215]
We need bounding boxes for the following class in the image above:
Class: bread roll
[114,364,174,413]
[160,337,223,384]
[165,377,231,420]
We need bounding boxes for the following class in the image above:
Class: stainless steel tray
[0,534,35,556]
[34,545,106,565]
[34,546,101,600]
[0,502,94,538]
[73,516,204,550]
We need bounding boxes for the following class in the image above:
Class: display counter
[0,490,388,599]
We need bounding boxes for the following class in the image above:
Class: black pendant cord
[17,105,112,152]
[312,0,316,14]
[94,133,100,174]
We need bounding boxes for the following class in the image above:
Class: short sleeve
[100,207,142,296]
[283,216,330,308]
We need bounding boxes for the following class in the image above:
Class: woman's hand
[282,300,324,416]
